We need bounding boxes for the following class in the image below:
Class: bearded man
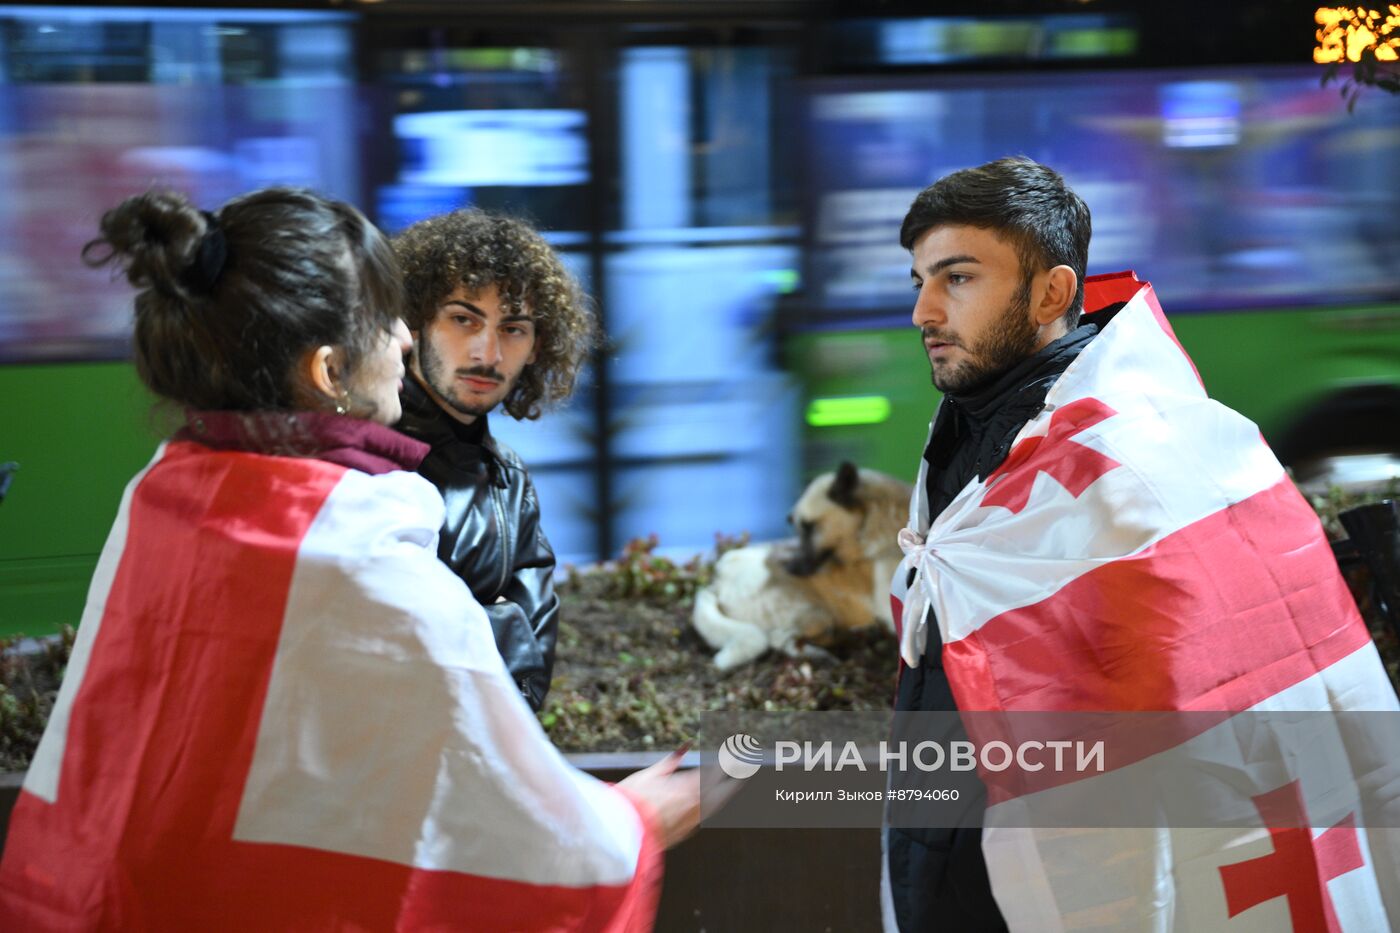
[883,154,1400,933]
[393,210,597,712]
[885,157,1093,932]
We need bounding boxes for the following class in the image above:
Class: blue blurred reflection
[802,68,1400,319]
[0,7,359,361]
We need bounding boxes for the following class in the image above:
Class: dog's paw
[795,643,838,664]
[714,643,767,671]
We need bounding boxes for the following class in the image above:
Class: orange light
[1314,6,1400,62]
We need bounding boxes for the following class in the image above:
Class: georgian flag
[889,273,1400,931]
[0,442,660,931]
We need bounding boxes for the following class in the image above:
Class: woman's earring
[334,390,350,416]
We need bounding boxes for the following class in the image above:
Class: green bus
[785,66,1400,493]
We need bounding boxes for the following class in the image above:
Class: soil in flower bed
[541,569,899,753]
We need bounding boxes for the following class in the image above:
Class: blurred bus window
[800,67,1400,322]
[604,43,802,555]
[0,6,359,362]
[373,43,588,236]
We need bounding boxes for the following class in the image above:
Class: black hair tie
[184,211,228,295]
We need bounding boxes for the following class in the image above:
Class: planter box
[0,756,882,931]
[574,753,882,930]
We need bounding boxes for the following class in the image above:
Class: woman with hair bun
[0,188,693,932]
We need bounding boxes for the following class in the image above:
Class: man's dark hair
[900,156,1091,327]
[84,187,402,412]
[393,209,598,421]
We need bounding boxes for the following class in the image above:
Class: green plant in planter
[0,626,74,772]
[1308,481,1400,687]
[1306,480,1400,541]
[565,532,751,604]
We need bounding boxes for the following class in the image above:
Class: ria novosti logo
[717,733,764,779]
[713,735,1106,778]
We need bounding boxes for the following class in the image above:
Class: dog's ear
[828,460,861,510]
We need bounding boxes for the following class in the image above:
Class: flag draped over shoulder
[0,441,661,932]
[890,273,1400,931]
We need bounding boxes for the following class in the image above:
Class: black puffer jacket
[396,375,560,711]
[888,323,1098,933]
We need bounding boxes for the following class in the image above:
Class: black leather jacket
[396,375,560,711]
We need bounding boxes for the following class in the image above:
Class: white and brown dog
[692,462,911,670]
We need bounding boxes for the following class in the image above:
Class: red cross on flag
[891,272,1400,930]
[0,446,661,930]
[1218,780,1366,933]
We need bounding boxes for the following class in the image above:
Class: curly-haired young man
[393,209,598,711]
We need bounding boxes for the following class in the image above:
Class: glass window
[372,43,588,236]
[0,6,359,362]
[800,66,1400,323]
[604,43,802,555]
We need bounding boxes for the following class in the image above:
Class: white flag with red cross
[0,442,661,931]
[890,272,1400,931]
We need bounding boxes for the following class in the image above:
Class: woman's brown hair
[84,187,403,411]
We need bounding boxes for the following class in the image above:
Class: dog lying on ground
[692,461,911,670]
